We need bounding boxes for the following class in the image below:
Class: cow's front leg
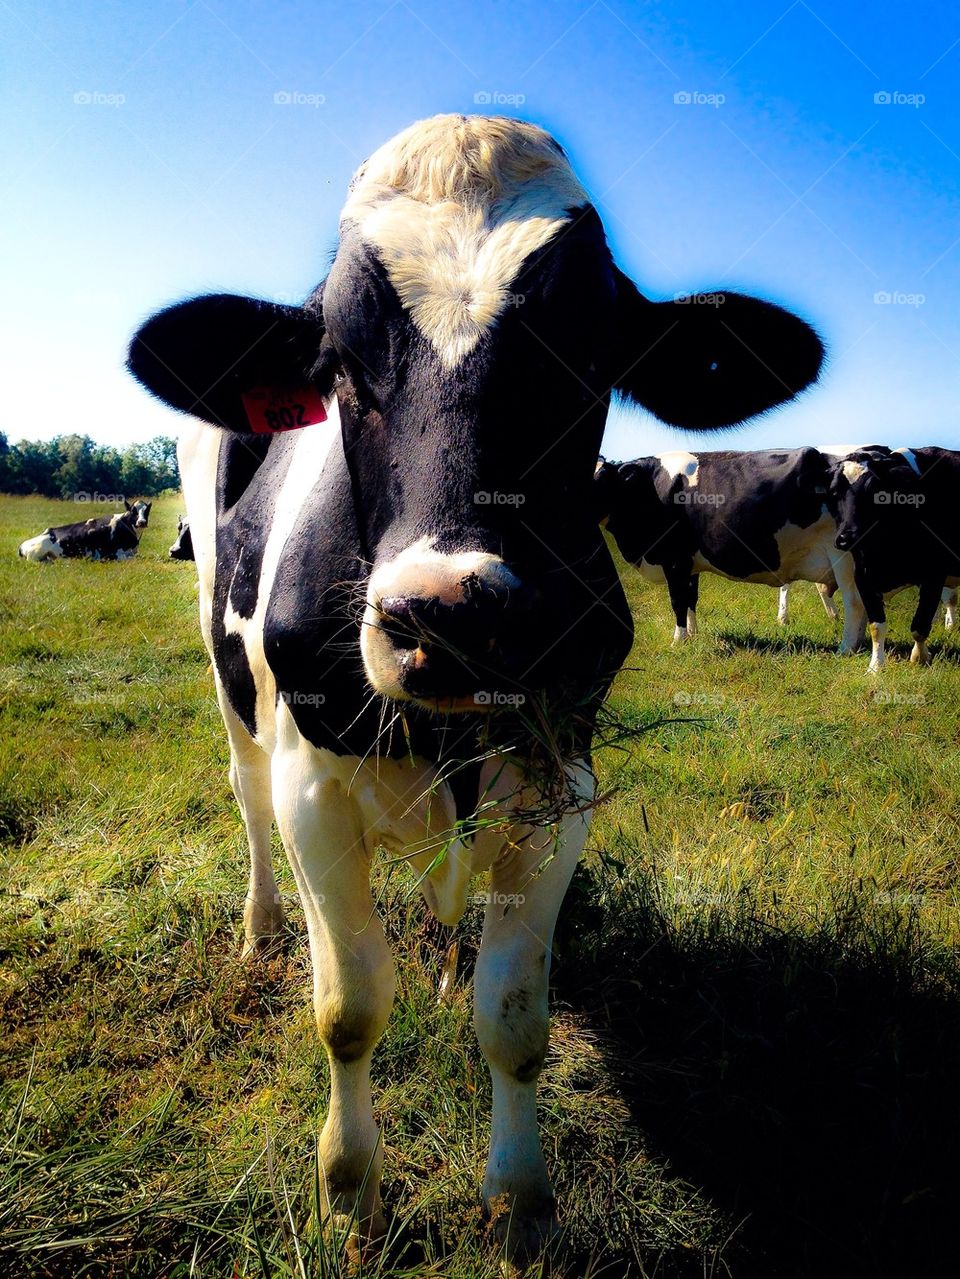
[220,699,284,959]
[858,581,887,673]
[830,550,867,653]
[943,586,957,631]
[271,732,395,1253]
[777,583,790,626]
[474,764,592,1267]
[686,573,700,636]
[664,564,694,643]
[817,581,839,621]
[910,580,943,665]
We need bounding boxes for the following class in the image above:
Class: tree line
[0,433,179,500]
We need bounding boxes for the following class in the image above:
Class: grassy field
[2,493,959,1278]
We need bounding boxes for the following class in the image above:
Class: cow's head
[128,114,824,711]
[125,499,152,529]
[828,449,918,554]
[169,515,193,560]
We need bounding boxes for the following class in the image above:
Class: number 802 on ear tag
[241,386,328,434]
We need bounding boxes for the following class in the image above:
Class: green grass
[2,494,959,1277]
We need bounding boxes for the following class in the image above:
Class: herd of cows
[596,443,959,672]
[14,114,957,1263]
[20,444,959,677]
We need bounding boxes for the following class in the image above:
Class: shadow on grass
[714,630,849,657]
[715,628,960,664]
[553,855,960,1279]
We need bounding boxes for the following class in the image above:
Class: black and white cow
[127,114,823,1263]
[18,500,151,562]
[169,515,194,560]
[828,447,960,671]
[597,449,866,650]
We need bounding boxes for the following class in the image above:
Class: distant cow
[18,500,151,562]
[597,449,867,652]
[828,447,960,670]
[169,515,193,560]
[126,114,823,1264]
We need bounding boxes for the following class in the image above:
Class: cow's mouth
[362,624,525,713]
[360,596,534,713]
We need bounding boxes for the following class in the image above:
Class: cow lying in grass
[18,500,151,562]
[127,113,823,1266]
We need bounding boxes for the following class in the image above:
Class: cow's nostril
[377,597,423,650]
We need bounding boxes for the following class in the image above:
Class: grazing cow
[127,114,823,1263]
[828,446,960,671]
[597,449,866,651]
[18,501,151,562]
[169,515,194,560]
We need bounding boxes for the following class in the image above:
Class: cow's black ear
[127,292,330,432]
[612,269,825,430]
[124,499,132,511]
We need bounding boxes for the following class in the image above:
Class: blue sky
[2,0,959,459]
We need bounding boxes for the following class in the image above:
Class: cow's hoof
[910,643,932,666]
[337,1209,387,1271]
[239,908,286,961]
[239,932,285,961]
[494,1211,559,1275]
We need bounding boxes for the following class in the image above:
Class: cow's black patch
[211,433,296,737]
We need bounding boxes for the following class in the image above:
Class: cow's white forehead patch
[842,460,866,483]
[893,446,921,475]
[341,115,588,369]
[657,450,700,487]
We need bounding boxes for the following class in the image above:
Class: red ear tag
[241,386,328,433]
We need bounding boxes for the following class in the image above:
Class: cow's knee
[476,986,549,1085]
[316,984,390,1065]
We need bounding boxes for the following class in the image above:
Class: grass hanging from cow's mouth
[360,677,704,912]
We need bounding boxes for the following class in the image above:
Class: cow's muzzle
[360,545,532,710]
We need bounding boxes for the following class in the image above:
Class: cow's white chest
[273,700,524,924]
